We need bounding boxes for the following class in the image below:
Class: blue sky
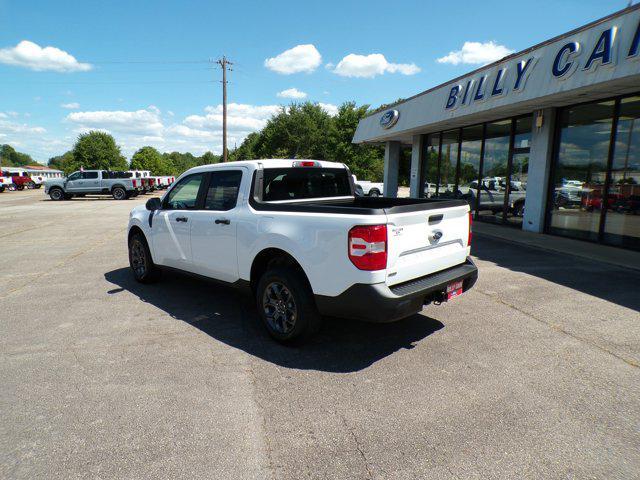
[0,0,633,163]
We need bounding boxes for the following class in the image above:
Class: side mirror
[146,197,161,211]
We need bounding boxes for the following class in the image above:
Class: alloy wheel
[262,281,297,334]
[130,239,147,278]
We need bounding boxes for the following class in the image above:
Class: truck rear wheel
[369,189,380,197]
[49,187,64,201]
[112,187,127,200]
[128,232,161,283]
[256,266,321,344]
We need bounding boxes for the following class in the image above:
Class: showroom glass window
[478,120,511,223]
[437,129,459,198]
[422,134,440,198]
[506,116,532,227]
[459,124,483,208]
[604,95,640,250]
[548,100,615,241]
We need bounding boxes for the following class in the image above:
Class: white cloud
[63,103,284,158]
[186,103,281,132]
[0,40,92,72]
[0,112,7,119]
[61,102,80,109]
[318,103,338,116]
[265,44,322,74]
[437,41,514,65]
[331,53,420,78]
[277,87,307,99]
[66,107,164,136]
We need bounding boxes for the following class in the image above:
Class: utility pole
[215,56,233,162]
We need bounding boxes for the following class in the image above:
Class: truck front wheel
[369,189,380,197]
[256,266,321,343]
[128,232,161,283]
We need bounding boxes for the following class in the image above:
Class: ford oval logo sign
[380,109,399,129]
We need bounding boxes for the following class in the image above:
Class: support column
[383,141,401,198]
[523,108,556,233]
[409,135,424,198]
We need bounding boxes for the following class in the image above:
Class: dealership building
[353,5,640,251]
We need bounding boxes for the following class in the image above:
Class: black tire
[514,201,525,217]
[49,187,64,201]
[112,187,127,200]
[128,232,161,283]
[16,184,24,191]
[0,185,5,193]
[34,184,42,189]
[369,189,380,197]
[256,266,321,344]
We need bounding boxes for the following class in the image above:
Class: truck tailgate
[385,204,470,286]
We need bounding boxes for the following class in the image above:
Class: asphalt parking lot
[1,189,639,479]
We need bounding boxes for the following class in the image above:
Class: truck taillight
[348,224,387,271]
[132,179,137,188]
[468,212,473,247]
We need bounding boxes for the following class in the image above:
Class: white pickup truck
[127,160,477,343]
[352,175,384,197]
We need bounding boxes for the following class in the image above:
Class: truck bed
[250,195,468,215]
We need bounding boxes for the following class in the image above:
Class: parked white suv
[127,160,477,343]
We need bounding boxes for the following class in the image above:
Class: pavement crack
[337,411,374,480]
[475,287,639,369]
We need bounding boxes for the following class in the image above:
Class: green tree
[71,131,127,172]
[48,151,76,174]
[254,103,332,159]
[130,146,164,174]
[198,151,220,165]
[230,132,260,161]
[0,144,35,167]
[326,102,384,181]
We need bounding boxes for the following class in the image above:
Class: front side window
[68,172,82,181]
[204,170,242,211]
[164,173,204,210]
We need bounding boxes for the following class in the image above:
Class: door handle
[215,218,230,225]
[175,216,188,223]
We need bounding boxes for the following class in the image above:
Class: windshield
[262,167,352,201]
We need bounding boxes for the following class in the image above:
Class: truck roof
[187,159,347,175]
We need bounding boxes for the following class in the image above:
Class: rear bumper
[315,257,478,323]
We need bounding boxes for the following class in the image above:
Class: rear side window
[83,171,98,179]
[204,170,242,211]
[262,168,351,201]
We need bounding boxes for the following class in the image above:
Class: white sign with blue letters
[352,8,640,143]
[444,18,640,110]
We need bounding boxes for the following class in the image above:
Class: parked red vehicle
[581,190,622,211]
[0,171,35,190]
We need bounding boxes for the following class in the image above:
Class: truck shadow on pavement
[472,235,640,312]
[104,268,444,373]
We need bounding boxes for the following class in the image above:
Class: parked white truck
[127,160,477,343]
[352,175,384,197]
